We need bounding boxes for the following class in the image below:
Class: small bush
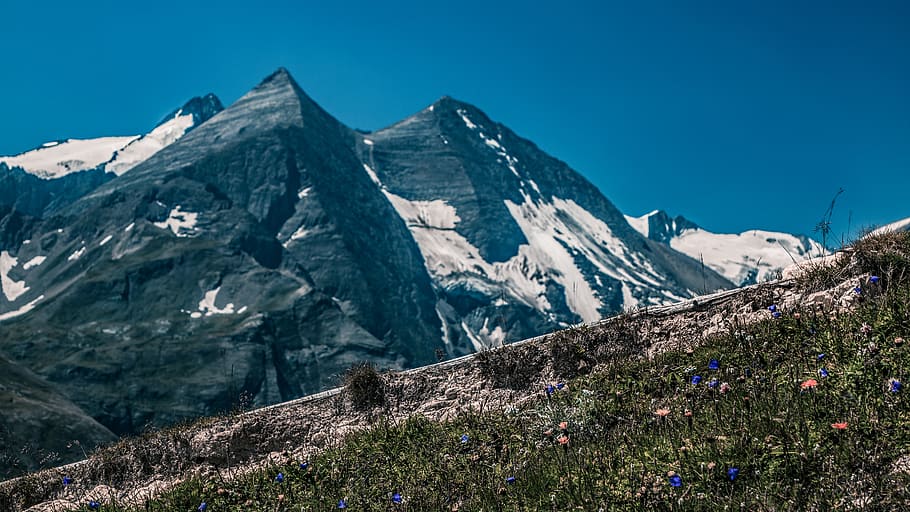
[344,362,385,411]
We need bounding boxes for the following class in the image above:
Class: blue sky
[1,0,907,242]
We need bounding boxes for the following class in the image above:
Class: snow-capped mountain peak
[0,94,223,179]
[626,210,826,286]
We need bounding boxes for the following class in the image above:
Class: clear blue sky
[1,0,907,242]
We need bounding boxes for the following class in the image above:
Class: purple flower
[669,474,682,487]
[62,476,72,486]
[338,499,348,509]
[392,492,402,504]
[89,501,100,510]
[870,275,880,284]
[197,503,207,512]
[819,368,829,378]
[727,467,740,481]
[890,379,902,393]
[275,472,284,483]
[691,375,703,385]
[708,359,719,370]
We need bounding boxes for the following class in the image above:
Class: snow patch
[363,138,374,146]
[99,235,113,247]
[456,109,478,130]
[104,113,195,175]
[124,222,135,232]
[0,295,44,321]
[362,163,382,187]
[153,206,199,237]
[0,136,139,179]
[22,256,46,270]
[195,287,238,316]
[297,187,312,199]
[1,251,29,302]
[624,213,650,238]
[669,228,825,285]
[67,246,86,262]
[870,217,910,236]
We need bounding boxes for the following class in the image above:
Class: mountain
[0,69,731,470]
[0,94,223,217]
[363,97,731,353]
[625,210,825,286]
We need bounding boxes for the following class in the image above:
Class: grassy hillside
[9,232,910,511]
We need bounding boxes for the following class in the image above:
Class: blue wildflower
[708,378,719,388]
[275,472,284,483]
[669,474,682,487]
[88,501,100,510]
[819,368,829,378]
[62,476,72,486]
[890,379,902,393]
[768,305,777,312]
[709,359,719,370]
[546,384,555,396]
[392,492,402,504]
[727,467,740,481]
[854,287,862,295]
[871,275,880,284]
[817,353,825,361]
[506,476,516,484]
[338,499,348,509]
[197,503,207,512]
[691,375,703,385]
[556,382,565,389]
[772,311,781,318]
[460,434,469,444]
[300,461,309,470]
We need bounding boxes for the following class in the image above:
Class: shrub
[344,362,385,411]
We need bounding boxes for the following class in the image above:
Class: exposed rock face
[0,69,733,474]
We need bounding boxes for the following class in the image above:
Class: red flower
[800,379,818,390]
[831,422,848,430]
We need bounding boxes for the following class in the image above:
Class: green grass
[75,275,910,510]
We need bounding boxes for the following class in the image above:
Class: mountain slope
[0,354,116,480]
[626,209,825,286]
